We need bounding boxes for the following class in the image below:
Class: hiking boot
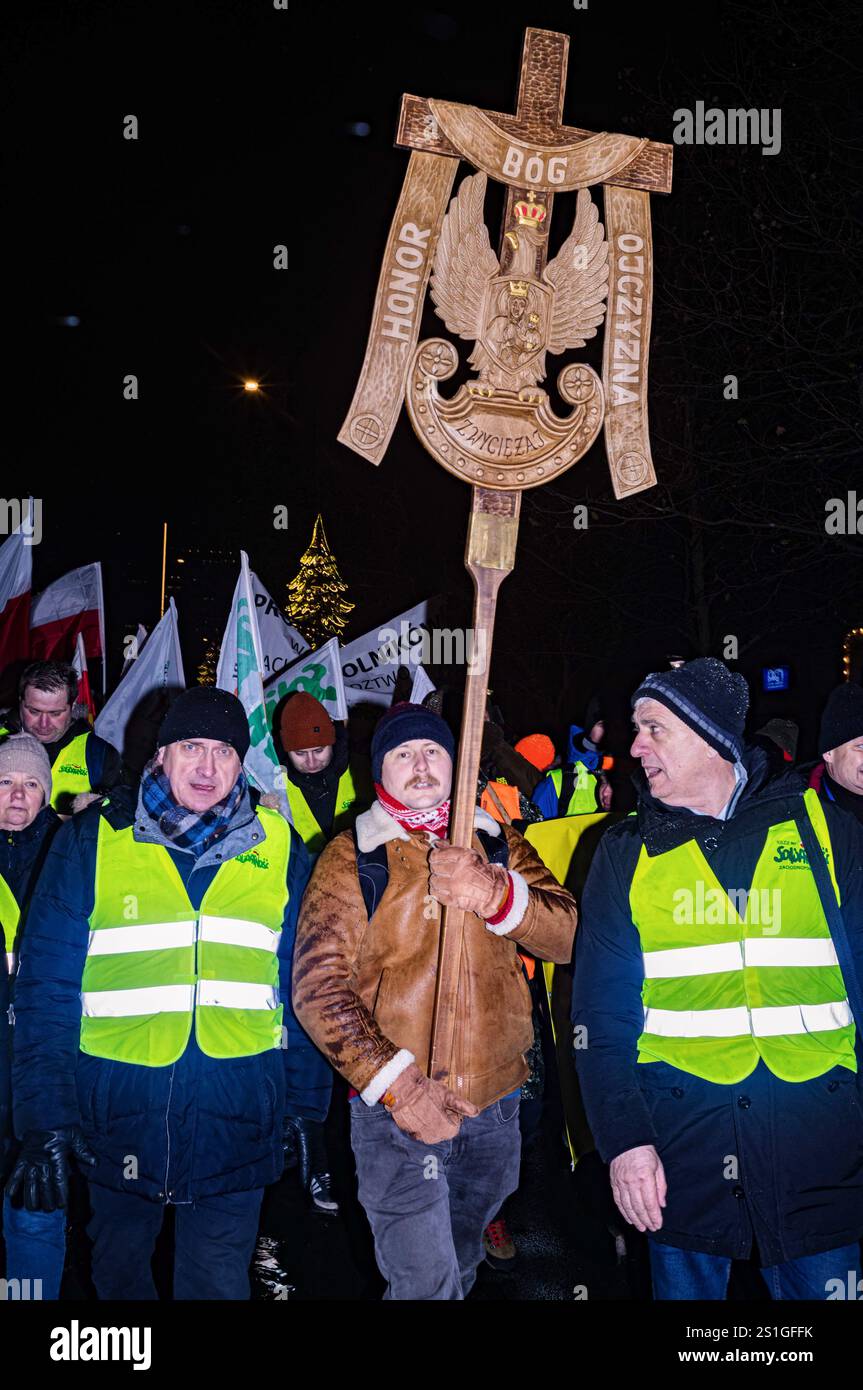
[483,1218,517,1270]
[309,1171,339,1214]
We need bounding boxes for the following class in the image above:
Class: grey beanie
[0,733,53,807]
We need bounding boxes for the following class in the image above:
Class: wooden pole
[159,523,167,619]
[428,488,520,1083]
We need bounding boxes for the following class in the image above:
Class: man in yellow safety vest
[5,688,320,1299]
[278,692,367,858]
[573,657,863,1301]
[0,661,125,816]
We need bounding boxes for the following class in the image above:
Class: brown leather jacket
[292,802,577,1111]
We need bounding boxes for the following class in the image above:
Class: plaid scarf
[375,782,451,838]
[141,761,248,856]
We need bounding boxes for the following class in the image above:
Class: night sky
[7,0,862,774]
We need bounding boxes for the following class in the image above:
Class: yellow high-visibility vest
[285,766,360,854]
[80,806,290,1066]
[630,789,854,1084]
[0,872,20,953]
[50,732,93,812]
[550,763,598,815]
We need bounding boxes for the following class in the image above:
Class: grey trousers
[350,1091,522,1300]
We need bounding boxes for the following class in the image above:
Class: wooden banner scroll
[397,94,673,196]
[601,185,657,499]
[427,99,647,192]
[337,151,458,467]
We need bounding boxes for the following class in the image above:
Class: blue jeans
[2,1196,66,1299]
[649,1239,862,1300]
[350,1092,522,1300]
[87,1183,265,1299]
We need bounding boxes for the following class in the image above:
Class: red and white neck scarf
[375,782,451,838]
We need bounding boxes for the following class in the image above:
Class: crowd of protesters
[1,654,862,1301]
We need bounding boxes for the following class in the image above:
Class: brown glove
[428,843,510,919]
[383,1062,479,1144]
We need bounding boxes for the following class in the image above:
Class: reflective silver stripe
[644,1000,852,1039]
[198,915,281,954]
[643,943,742,978]
[643,1005,751,1038]
[87,921,196,956]
[742,938,839,968]
[196,980,279,1010]
[81,984,195,1017]
[750,1001,852,1037]
[643,938,841,979]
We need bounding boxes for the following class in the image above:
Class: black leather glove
[5,1127,97,1213]
[282,1117,311,1191]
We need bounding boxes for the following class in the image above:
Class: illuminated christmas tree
[197,635,219,686]
[286,514,354,650]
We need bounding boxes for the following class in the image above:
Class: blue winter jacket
[0,805,62,1161]
[572,748,863,1264]
[11,782,325,1202]
[532,725,601,819]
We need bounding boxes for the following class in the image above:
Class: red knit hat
[515,734,556,772]
[279,692,335,751]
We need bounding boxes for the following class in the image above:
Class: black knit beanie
[584,694,603,732]
[157,687,250,760]
[371,702,455,782]
[819,682,863,756]
[632,657,749,764]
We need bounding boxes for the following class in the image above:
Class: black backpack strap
[351,827,389,922]
[477,827,510,869]
[793,803,863,1068]
[559,765,576,817]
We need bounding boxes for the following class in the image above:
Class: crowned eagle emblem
[429,172,610,400]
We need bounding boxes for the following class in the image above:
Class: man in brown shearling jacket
[292,702,577,1299]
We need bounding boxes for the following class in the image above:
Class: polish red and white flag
[71,631,96,723]
[30,562,105,671]
[0,510,33,674]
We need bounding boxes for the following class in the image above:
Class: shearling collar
[354,799,501,853]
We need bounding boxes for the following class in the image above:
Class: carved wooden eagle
[430,171,609,395]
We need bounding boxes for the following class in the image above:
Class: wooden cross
[397,29,671,241]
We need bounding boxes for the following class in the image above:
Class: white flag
[263,635,347,727]
[410,664,435,705]
[218,553,290,820]
[121,624,148,678]
[340,600,431,707]
[216,568,307,691]
[95,599,185,768]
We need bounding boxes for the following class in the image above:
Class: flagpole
[96,560,107,696]
[160,523,167,618]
